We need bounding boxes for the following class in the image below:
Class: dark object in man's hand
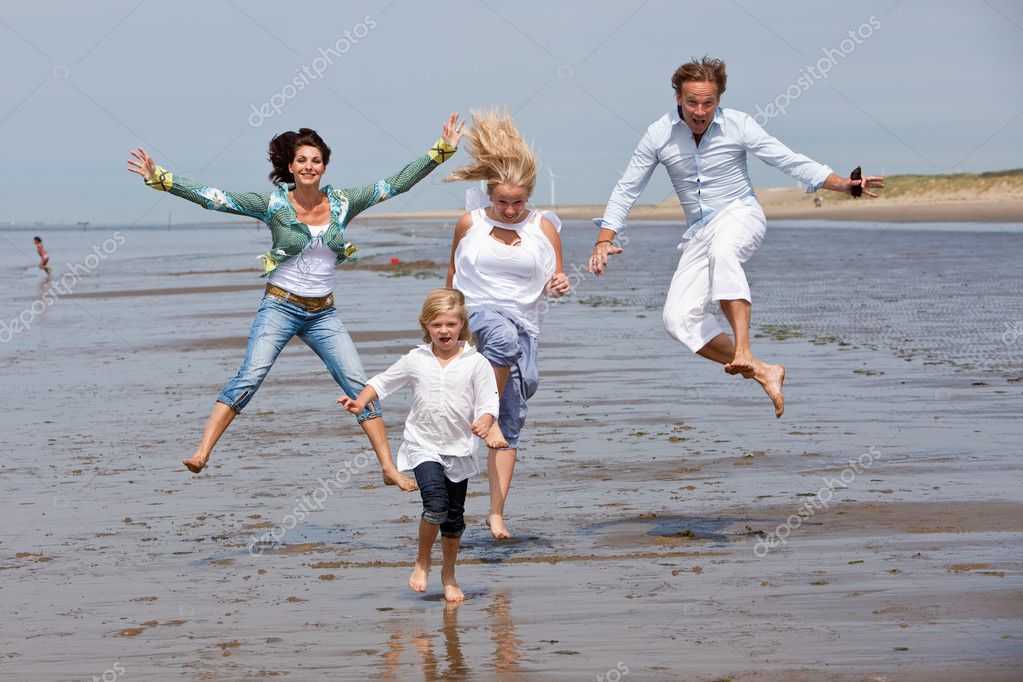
[850,166,862,197]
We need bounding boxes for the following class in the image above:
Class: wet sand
[1,221,1021,680]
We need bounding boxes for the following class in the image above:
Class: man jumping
[589,56,883,417]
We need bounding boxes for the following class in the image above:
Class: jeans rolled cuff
[216,395,245,414]
[356,399,383,424]
[441,528,464,539]
[422,509,448,526]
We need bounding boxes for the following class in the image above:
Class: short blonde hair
[418,288,473,344]
[444,106,538,197]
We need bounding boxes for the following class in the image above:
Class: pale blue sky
[2,0,1021,225]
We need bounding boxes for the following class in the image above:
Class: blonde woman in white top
[339,289,499,602]
[444,107,570,539]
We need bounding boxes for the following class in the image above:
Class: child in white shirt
[339,288,499,602]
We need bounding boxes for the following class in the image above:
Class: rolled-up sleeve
[471,357,500,421]
[598,127,660,232]
[367,353,412,401]
[741,114,833,193]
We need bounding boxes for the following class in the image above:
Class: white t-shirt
[267,223,336,296]
[367,342,500,483]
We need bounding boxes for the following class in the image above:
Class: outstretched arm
[343,114,464,221]
[589,129,657,274]
[821,172,884,198]
[337,385,379,415]
[741,115,884,199]
[127,147,270,220]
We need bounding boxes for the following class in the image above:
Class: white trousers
[662,199,767,352]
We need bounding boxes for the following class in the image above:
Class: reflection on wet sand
[378,591,521,679]
[483,591,522,674]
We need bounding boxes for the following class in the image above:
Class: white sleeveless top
[267,223,336,296]
[453,208,556,337]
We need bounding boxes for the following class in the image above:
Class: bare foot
[485,513,511,539]
[409,560,430,592]
[485,423,508,450]
[183,454,208,474]
[755,363,786,418]
[383,469,418,492]
[725,349,755,375]
[441,569,465,602]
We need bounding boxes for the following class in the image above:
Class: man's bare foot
[484,423,508,450]
[485,513,511,539]
[441,569,465,602]
[383,469,418,492]
[409,560,430,592]
[725,349,756,375]
[183,454,208,474]
[755,363,786,418]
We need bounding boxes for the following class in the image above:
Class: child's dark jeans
[413,462,468,539]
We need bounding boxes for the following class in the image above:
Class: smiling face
[426,311,464,355]
[675,80,720,137]
[488,182,530,223]
[288,145,326,187]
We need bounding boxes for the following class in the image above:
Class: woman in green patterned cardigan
[127,115,463,486]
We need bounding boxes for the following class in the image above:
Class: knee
[422,507,448,526]
[419,485,449,525]
[481,322,522,366]
[707,243,736,265]
[440,516,465,538]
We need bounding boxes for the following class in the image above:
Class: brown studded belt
[265,284,334,312]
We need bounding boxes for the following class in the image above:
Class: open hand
[850,174,884,198]
[442,113,466,148]
[127,147,156,182]
[588,241,624,275]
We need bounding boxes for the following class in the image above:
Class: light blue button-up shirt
[598,106,833,240]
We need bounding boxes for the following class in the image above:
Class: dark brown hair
[671,56,727,97]
[268,128,331,185]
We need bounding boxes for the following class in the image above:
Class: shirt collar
[416,340,474,358]
[670,105,724,129]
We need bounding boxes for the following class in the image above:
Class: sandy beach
[1,219,1021,680]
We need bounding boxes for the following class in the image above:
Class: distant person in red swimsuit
[34,237,52,276]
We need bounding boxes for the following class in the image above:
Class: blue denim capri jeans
[468,305,539,449]
[217,293,382,422]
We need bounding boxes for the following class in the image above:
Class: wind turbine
[547,164,561,208]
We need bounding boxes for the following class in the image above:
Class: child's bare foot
[441,569,464,602]
[409,560,430,592]
[485,513,511,539]
[725,349,755,375]
[754,362,786,418]
[383,469,418,492]
[183,453,208,474]
[484,423,508,450]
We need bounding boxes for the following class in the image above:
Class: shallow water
[1,219,1021,680]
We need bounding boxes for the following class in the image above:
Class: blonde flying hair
[444,106,538,197]
[418,288,473,344]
